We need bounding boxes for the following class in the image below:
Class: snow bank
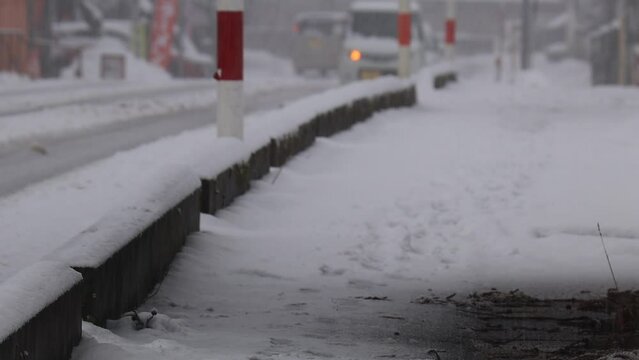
[46,165,199,269]
[62,37,171,82]
[0,72,28,86]
[0,261,82,339]
[0,75,414,333]
[245,49,297,78]
[57,54,639,360]
[108,76,415,186]
[43,165,201,325]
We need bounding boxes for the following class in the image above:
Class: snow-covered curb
[0,76,416,360]
[46,166,201,325]
[0,261,83,359]
[200,79,417,214]
[187,76,415,181]
[47,166,200,269]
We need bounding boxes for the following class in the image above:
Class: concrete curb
[0,83,416,360]
[201,85,416,215]
[434,71,458,89]
[0,262,83,360]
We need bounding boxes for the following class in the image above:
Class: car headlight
[349,49,362,62]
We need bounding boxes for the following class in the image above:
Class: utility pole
[618,0,627,85]
[521,0,532,70]
[398,0,411,78]
[215,0,244,139]
[445,0,457,69]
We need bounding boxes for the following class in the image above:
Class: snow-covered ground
[0,76,406,285]
[63,57,639,359]
[2,53,639,358]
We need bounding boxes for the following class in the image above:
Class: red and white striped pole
[215,0,244,139]
[444,0,457,68]
[398,0,411,78]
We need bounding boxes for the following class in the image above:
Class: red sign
[150,0,178,69]
[445,19,456,45]
[398,13,411,46]
[216,11,243,81]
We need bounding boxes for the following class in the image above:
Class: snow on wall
[46,166,200,269]
[0,261,82,341]
[193,77,415,180]
[0,74,415,360]
[62,37,171,82]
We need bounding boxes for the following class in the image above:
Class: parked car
[291,11,349,75]
[338,0,426,82]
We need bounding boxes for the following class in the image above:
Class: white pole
[398,0,411,78]
[216,0,244,139]
[445,0,457,69]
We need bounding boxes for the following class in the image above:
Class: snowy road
[0,81,216,117]
[70,58,639,359]
[0,83,329,197]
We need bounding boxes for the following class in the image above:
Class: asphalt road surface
[0,83,330,197]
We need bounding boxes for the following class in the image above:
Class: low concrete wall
[46,170,202,326]
[48,189,201,326]
[77,191,200,326]
[0,82,416,360]
[201,85,417,215]
[0,262,83,360]
[434,71,458,89]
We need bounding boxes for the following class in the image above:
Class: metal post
[521,0,531,70]
[398,0,411,78]
[445,0,457,69]
[215,0,244,139]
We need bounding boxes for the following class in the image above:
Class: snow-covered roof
[53,20,132,38]
[351,1,420,13]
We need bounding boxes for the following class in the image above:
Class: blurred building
[0,0,217,79]
[586,1,639,86]
[536,0,639,86]
[0,0,53,77]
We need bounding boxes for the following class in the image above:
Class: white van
[338,1,426,82]
[291,12,349,75]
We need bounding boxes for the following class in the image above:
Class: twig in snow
[271,167,284,185]
[598,223,619,291]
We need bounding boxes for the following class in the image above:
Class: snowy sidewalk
[72,58,639,359]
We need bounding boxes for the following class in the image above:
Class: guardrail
[0,78,416,360]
